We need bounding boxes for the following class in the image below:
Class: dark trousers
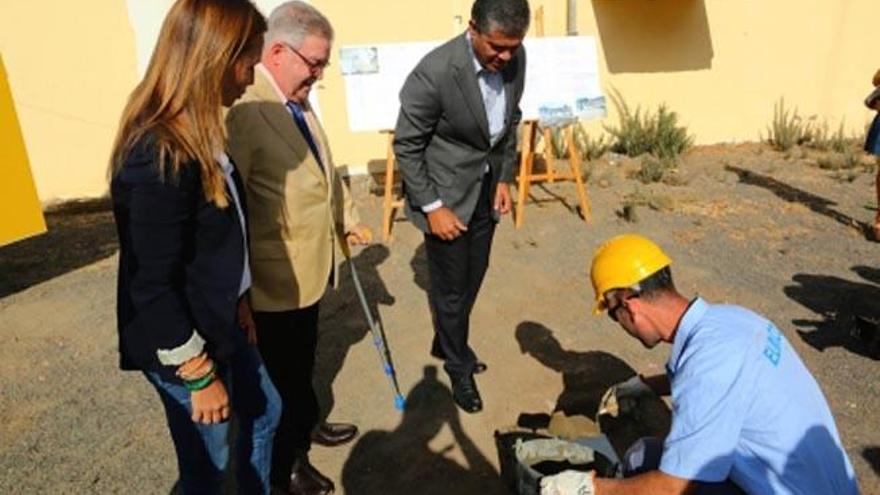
[254,304,320,486]
[425,175,496,378]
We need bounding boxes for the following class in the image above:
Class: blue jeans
[145,328,281,495]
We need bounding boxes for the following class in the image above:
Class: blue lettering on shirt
[763,324,782,366]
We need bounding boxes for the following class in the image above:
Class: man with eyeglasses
[226,2,371,495]
[540,234,858,495]
[394,0,529,414]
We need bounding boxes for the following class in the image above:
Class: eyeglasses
[282,42,330,73]
[607,293,639,323]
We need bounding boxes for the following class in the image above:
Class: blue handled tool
[348,258,406,411]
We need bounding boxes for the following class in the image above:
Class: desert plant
[623,189,675,212]
[635,156,676,184]
[573,123,610,161]
[810,120,850,153]
[816,148,860,170]
[549,127,568,159]
[766,98,813,151]
[604,89,693,160]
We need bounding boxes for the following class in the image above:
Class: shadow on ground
[341,365,506,495]
[0,199,117,298]
[784,266,880,360]
[514,321,672,457]
[314,244,395,421]
[863,447,880,477]
[725,165,872,240]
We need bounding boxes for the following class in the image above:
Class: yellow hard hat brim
[592,297,607,316]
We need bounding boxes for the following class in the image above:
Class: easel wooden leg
[381,132,396,242]
[567,125,591,223]
[516,121,537,229]
[543,126,556,183]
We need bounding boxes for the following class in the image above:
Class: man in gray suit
[394,0,529,413]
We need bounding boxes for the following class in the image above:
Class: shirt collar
[668,297,709,371]
[465,32,484,74]
[257,63,288,104]
[217,152,233,174]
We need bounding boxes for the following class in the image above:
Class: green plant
[809,120,850,153]
[573,123,610,161]
[549,127,568,159]
[604,89,693,160]
[635,156,676,184]
[816,149,860,170]
[623,188,675,212]
[766,98,813,151]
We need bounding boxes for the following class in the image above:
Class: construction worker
[540,234,859,495]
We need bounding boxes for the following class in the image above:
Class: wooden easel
[380,130,402,242]
[513,5,591,228]
[514,121,592,228]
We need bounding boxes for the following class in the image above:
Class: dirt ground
[2,143,880,494]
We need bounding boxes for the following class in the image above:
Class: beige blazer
[226,68,360,312]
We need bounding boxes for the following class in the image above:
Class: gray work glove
[598,375,653,418]
[540,470,595,495]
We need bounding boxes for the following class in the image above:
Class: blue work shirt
[660,298,859,494]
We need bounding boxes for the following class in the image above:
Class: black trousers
[254,304,320,485]
[424,175,496,379]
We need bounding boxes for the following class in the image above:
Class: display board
[340,36,605,132]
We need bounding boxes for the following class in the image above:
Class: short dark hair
[471,0,531,37]
[606,266,675,305]
[638,266,675,296]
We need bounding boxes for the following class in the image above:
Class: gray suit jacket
[393,33,526,233]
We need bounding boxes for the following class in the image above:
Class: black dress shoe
[311,422,358,447]
[451,375,483,413]
[473,361,488,374]
[288,457,334,495]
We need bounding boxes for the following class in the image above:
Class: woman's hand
[238,297,258,344]
[191,378,230,424]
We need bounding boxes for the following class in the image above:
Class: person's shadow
[410,242,430,294]
[784,266,880,360]
[314,244,395,421]
[341,365,506,495]
[515,321,672,457]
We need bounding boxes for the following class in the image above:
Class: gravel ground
[1,143,879,494]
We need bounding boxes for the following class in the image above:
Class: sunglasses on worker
[607,292,639,323]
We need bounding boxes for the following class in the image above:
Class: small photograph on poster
[576,96,607,120]
[538,103,575,126]
[340,47,379,75]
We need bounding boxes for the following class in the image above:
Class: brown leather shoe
[287,456,334,495]
[311,422,358,447]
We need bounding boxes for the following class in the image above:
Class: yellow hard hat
[590,234,672,315]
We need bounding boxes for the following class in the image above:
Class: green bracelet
[183,362,217,392]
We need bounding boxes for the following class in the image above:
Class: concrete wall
[1,0,876,203]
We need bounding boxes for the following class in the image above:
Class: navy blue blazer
[111,136,247,379]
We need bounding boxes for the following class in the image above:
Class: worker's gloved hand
[599,375,653,418]
[540,470,594,495]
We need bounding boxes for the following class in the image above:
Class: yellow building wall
[0,55,45,246]
[0,0,138,204]
[0,0,876,203]
[315,0,878,173]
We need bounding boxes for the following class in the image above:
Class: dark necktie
[286,101,324,172]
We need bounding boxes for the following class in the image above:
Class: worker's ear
[623,294,645,315]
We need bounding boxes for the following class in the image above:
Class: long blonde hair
[110,0,265,207]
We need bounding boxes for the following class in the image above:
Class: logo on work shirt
[763,323,782,366]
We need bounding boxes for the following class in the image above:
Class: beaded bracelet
[183,362,217,392]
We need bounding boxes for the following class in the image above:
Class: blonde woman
[109,1,279,493]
